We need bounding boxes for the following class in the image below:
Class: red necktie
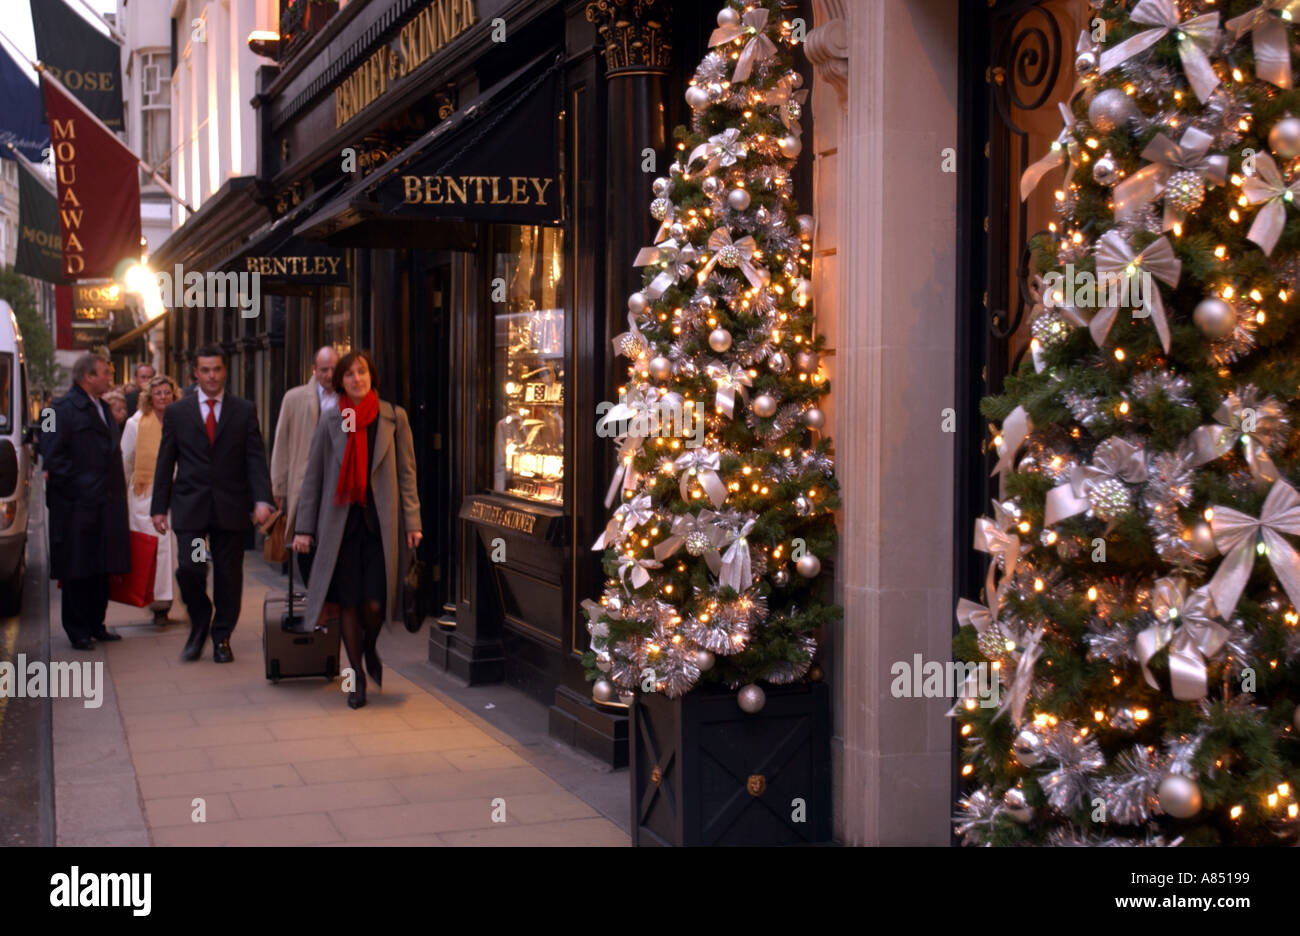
[205,399,217,445]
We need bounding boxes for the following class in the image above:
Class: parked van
[0,300,32,615]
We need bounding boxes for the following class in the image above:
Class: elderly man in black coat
[44,353,131,649]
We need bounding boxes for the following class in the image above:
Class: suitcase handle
[287,547,295,618]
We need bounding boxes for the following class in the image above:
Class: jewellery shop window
[490,225,565,506]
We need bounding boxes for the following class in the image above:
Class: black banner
[30,0,124,131]
[375,66,561,225]
[14,157,64,285]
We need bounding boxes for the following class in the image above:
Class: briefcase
[261,509,287,563]
[262,558,339,682]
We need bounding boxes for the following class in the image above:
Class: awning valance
[215,179,350,286]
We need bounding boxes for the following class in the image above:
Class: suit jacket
[150,391,273,531]
[295,400,421,626]
[44,384,130,580]
[270,376,325,534]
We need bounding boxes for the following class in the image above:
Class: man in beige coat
[271,346,337,584]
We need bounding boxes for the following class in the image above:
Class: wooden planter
[630,680,831,846]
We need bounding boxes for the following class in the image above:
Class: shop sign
[242,254,346,281]
[464,499,540,534]
[334,0,479,129]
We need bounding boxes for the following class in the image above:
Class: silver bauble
[685,85,710,110]
[772,568,790,587]
[592,678,615,704]
[649,356,672,381]
[778,135,802,158]
[628,291,648,315]
[1031,308,1070,350]
[702,176,723,196]
[768,351,790,374]
[717,5,740,27]
[698,294,715,313]
[1012,728,1045,767]
[716,243,741,267]
[694,649,715,672]
[651,177,670,197]
[796,553,821,578]
[1191,522,1218,558]
[737,683,766,713]
[1087,477,1133,521]
[785,100,802,124]
[668,162,683,177]
[795,349,818,373]
[1093,151,1120,186]
[660,391,684,413]
[755,206,771,225]
[727,188,751,211]
[669,221,687,241]
[1074,49,1098,77]
[977,621,1008,659]
[797,214,815,239]
[783,257,799,276]
[708,327,733,352]
[752,393,777,417]
[804,407,825,430]
[1003,784,1033,822]
[794,495,811,516]
[1164,169,1206,213]
[1193,296,1236,339]
[649,197,671,221]
[788,70,803,89]
[793,277,812,305]
[1088,88,1137,132]
[1269,114,1300,159]
[685,529,712,556]
[1157,775,1202,818]
[706,81,726,103]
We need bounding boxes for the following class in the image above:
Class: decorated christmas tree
[582,0,840,713]
[955,0,1300,846]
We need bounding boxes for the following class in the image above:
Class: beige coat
[294,399,421,627]
[271,376,328,533]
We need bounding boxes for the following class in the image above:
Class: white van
[0,300,32,615]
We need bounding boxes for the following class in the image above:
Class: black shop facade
[249,0,754,766]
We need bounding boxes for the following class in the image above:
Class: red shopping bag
[108,531,159,607]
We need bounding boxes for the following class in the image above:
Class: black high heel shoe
[348,670,367,709]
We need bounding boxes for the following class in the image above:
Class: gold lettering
[51,118,75,141]
[65,231,84,251]
[60,188,80,207]
[403,176,422,204]
[425,175,443,203]
[438,0,452,50]
[421,7,434,62]
[510,177,528,203]
[490,177,508,204]
[445,176,467,203]
[530,178,554,205]
[464,0,477,28]
[99,71,114,91]
[449,0,460,38]
[327,257,341,274]
[57,164,76,186]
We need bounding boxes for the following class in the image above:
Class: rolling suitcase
[263,556,340,682]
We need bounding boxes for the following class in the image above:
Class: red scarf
[335,390,379,505]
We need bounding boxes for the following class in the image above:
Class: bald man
[271,346,338,584]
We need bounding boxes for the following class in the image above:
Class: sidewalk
[49,553,629,846]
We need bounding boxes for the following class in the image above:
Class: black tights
[339,600,383,686]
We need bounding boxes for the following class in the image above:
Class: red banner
[42,74,141,279]
[54,284,75,350]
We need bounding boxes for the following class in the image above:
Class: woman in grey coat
[293,350,422,708]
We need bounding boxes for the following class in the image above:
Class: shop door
[411,254,454,616]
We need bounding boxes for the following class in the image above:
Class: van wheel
[0,555,25,617]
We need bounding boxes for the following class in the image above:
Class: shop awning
[295,52,564,247]
[215,179,350,286]
[108,308,169,351]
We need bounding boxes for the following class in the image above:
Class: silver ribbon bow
[1114,127,1228,230]
[716,517,757,592]
[1029,272,1088,372]
[1044,437,1147,526]
[974,499,1023,600]
[674,448,728,508]
[611,311,650,359]
[1089,230,1181,354]
[1242,152,1300,256]
[616,552,663,593]
[593,493,654,551]
[1208,478,1300,616]
[708,7,778,84]
[697,228,770,289]
[764,74,808,134]
[991,405,1033,477]
[1020,103,1080,202]
[602,435,645,509]
[633,238,693,300]
[652,511,724,566]
[1189,388,1285,483]
[996,627,1043,728]
[1226,0,1300,90]
[1099,0,1221,104]
[1136,577,1228,701]
[688,128,748,178]
[706,361,753,418]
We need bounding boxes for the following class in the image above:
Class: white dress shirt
[316,379,336,412]
[197,387,224,424]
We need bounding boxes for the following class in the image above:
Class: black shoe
[364,648,382,689]
[70,637,95,651]
[92,629,122,641]
[180,622,209,661]
[347,672,367,709]
[213,639,233,664]
[152,609,169,627]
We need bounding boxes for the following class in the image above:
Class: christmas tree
[955,0,1300,846]
[582,0,840,713]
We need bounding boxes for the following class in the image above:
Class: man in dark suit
[151,344,273,662]
[44,353,131,649]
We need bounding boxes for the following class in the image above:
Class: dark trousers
[62,574,109,643]
[174,530,245,642]
[297,544,315,588]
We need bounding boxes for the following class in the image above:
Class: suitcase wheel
[269,659,281,684]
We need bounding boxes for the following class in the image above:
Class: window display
[491,226,565,504]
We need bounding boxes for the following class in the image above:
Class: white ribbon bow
[1136,577,1228,701]
[1099,0,1221,103]
[1090,230,1181,354]
[674,448,728,508]
[706,361,753,418]
[633,238,693,299]
[991,405,1034,477]
[688,128,748,178]
[1242,152,1300,256]
[1020,103,1080,202]
[1113,127,1228,230]
[697,228,770,289]
[1208,479,1300,617]
[717,517,757,592]
[708,7,778,84]
[1226,0,1300,90]
[616,553,663,593]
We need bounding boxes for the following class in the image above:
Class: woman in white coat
[121,374,181,626]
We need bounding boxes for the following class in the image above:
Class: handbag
[261,509,287,563]
[403,553,427,633]
[108,531,159,607]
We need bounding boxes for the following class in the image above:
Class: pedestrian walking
[271,345,338,585]
[293,350,422,709]
[43,353,131,649]
[103,389,129,429]
[124,362,156,415]
[121,374,182,627]
[151,344,274,663]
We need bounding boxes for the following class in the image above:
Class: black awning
[216,179,350,285]
[295,52,564,245]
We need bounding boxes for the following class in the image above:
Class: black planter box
[630,680,831,846]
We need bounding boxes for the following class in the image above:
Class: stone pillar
[808,0,960,845]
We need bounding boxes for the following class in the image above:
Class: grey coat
[295,399,421,628]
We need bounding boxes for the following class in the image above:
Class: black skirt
[326,503,386,609]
